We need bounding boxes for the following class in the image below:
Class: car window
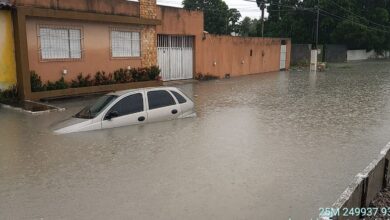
[105,93,143,118]
[75,95,117,119]
[147,90,176,110]
[170,90,187,104]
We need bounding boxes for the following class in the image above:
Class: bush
[113,68,132,83]
[148,65,161,80]
[0,85,18,103]
[44,77,68,91]
[94,71,114,85]
[71,73,93,88]
[30,66,161,92]
[31,71,44,92]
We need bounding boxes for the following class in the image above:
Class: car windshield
[74,95,118,119]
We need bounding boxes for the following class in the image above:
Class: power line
[319,9,390,33]
[325,0,390,29]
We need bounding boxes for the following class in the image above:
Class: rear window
[147,90,176,110]
[170,90,187,104]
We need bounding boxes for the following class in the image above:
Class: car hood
[53,117,92,134]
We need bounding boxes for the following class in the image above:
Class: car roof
[107,87,179,97]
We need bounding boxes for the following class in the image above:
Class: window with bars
[111,30,140,58]
[39,27,82,60]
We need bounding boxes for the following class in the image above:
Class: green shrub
[30,66,161,92]
[135,67,150,82]
[30,71,44,92]
[0,85,18,102]
[94,71,114,85]
[71,73,93,88]
[113,68,132,83]
[148,65,161,80]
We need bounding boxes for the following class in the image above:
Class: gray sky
[156,0,262,19]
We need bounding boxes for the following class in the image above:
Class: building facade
[1,0,291,100]
[0,3,17,90]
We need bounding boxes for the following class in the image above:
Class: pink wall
[26,18,142,83]
[198,35,291,77]
[156,6,291,79]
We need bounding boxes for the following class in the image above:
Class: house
[0,0,291,101]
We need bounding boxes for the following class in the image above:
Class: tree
[228,8,242,34]
[239,17,252,36]
[263,0,390,51]
[183,0,230,34]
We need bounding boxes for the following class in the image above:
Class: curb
[0,100,65,115]
[322,142,390,220]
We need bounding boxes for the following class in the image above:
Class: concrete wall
[156,6,203,36]
[327,143,390,220]
[324,44,347,63]
[291,44,311,66]
[157,7,291,78]
[0,10,17,90]
[197,35,291,77]
[10,0,140,17]
[347,50,368,61]
[347,50,390,61]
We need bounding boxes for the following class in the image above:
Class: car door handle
[171,109,178,114]
[138,116,145,122]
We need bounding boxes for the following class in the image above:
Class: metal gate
[157,35,194,81]
[280,44,287,70]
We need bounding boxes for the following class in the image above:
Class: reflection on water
[1,61,390,219]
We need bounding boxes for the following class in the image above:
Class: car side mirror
[106,111,119,120]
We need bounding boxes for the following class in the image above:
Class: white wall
[347,50,390,61]
[347,50,368,61]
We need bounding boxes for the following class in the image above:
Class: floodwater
[1,61,390,220]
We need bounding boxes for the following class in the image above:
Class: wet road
[1,61,390,219]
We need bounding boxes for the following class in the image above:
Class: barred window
[39,27,82,60]
[111,30,140,58]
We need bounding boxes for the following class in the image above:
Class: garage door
[157,35,194,81]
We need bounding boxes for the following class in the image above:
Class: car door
[101,92,147,129]
[146,89,181,123]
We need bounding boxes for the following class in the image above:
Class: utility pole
[256,0,266,37]
[311,0,320,71]
[315,0,320,49]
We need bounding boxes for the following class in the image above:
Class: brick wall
[140,0,157,67]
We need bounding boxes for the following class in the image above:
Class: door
[158,35,194,81]
[146,90,181,123]
[101,93,147,129]
[280,43,287,70]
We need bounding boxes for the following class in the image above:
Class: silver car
[54,87,196,134]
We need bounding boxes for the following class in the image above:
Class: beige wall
[26,18,144,83]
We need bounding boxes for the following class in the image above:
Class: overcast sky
[156,0,262,19]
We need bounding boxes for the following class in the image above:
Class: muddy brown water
[1,61,390,219]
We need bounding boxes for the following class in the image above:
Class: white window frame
[38,25,83,61]
[110,28,141,58]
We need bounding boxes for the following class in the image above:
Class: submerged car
[54,87,196,134]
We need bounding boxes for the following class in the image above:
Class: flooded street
[1,61,390,219]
